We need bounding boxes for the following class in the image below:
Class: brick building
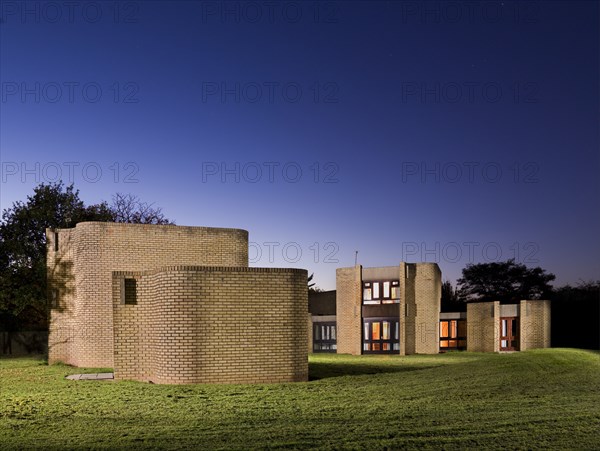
[308,263,550,355]
[47,222,308,384]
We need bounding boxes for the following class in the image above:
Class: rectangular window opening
[124,278,137,305]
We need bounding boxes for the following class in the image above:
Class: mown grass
[1,349,599,449]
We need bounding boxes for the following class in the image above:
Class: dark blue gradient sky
[1,1,598,290]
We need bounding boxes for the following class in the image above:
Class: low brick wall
[113,266,308,384]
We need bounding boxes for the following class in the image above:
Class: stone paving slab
[66,373,114,381]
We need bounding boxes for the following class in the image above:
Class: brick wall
[335,266,362,355]
[48,222,249,367]
[413,263,441,354]
[520,299,551,350]
[112,266,307,384]
[336,263,441,356]
[467,301,500,352]
[47,228,77,364]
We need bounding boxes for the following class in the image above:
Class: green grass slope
[1,349,599,449]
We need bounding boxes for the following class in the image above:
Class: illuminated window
[363,282,373,302]
[391,281,400,299]
[373,282,380,299]
[363,318,399,354]
[439,319,466,351]
[363,280,400,305]
[313,322,336,353]
[382,321,390,340]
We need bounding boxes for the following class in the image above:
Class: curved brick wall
[49,222,249,367]
[113,267,308,384]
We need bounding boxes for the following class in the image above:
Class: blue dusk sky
[0,0,598,290]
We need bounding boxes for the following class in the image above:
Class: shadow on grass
[309,361,442,381]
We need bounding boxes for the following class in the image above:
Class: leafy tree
[0,182,173,331]
[550,280,599,349]
[0,183,112,330]
[456,259,555,303]
[441,280,465,312]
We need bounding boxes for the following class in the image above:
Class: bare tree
[110,193,174,225]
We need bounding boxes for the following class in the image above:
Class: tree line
[0,182,172,331]
[1,182,598,350]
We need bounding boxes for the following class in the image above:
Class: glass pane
[383,281,390,298]
[363,288,372,301]
[382,321,390,340]
[511,319,517,334]
[449,340,457,347]
[331,326,336,340]
[440,321,449,338]
[458,340,466,347]
[502,320,507,336]
[440,340,449,347]
[364,322,369,340]
[363,343,369,351]
[450,321,457,338]
[511,340,517,348]
[501,339,508,348]
[323,326,328,340]
[372,343,381,351]
[372,322,381,340]
[391,286,399,299]
[383,343,390,351]
[395,322,399,340]
[315,326,320,340]
[373,283,380,299]
[332,344,337,350]
[393,343,399,351]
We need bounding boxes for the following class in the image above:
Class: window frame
[363,317,400,354]
[362,279,400,305]
[439,319,467,351]
[313,321,337,353]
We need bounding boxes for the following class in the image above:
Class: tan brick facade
[48,222,308,384]
[335,266,362,355]
[466,301,500,352]
[466,301,551,352]
[519,300,551,351]
[336,263,441,356]
[413,264,442,354]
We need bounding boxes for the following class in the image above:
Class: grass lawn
[1,349,599,449]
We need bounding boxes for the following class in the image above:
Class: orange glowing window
[372,322,381,340]
[440,321,449,337]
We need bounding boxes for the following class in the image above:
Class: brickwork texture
[336,263,441,356]
[48,222,308,384]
